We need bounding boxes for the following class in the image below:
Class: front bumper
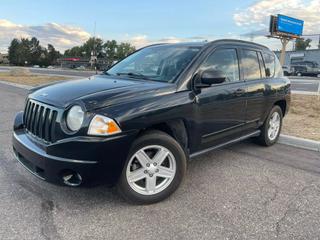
[12,112,137,186]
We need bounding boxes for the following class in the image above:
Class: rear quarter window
[262,52,275,77]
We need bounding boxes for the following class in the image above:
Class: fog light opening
[62,171,82,187]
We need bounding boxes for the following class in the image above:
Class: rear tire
[256,105,283,146]
[117,130,187,204]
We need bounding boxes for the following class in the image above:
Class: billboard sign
[277,14,304,36]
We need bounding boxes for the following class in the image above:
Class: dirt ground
[282,94,320,141]
[0,72,72,86]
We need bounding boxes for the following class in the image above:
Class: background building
[0,53,9,64]
[274,49,320,66]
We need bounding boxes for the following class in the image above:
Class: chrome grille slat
[23,99,58,143]
[23,100,31,124]
[50,111,57,142]
[30,104,38,134]
[27,102,34,130]
[36,106,44,136]
[43,108,50,141]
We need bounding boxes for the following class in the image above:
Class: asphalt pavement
[1,82,320,240]
[289,77,320,92]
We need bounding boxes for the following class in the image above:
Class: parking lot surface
[1,82,320,240]
[290,77,320,92]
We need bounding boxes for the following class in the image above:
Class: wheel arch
[273,99,287,116]
[138,119,189,154]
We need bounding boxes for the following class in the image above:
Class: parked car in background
[291,61,320,77]
[282,65,292,76]
[13,40,290,204]
[32,65,40,68]
[76,65,86,70]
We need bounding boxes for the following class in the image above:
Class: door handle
[234,88,245,95]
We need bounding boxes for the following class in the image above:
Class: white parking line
[291,82,316,85]
[0,80,32,90]
[292,90,319,95]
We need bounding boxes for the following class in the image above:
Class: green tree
[82,37,103,57]
[64,46,83,57]
[8,37,61,66]
[102,40,118,66]
[64,37,103,58]
[295,38,312,51]
[11,38,31,65]
[29,37,42,65]
[8,38,21,65]
[117,42,135,60]
[63,38,136,68]
[46,44,61,65]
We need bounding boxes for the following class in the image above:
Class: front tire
[256,105,283,146]
[117,130,187,204]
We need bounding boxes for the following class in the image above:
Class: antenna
[92,21,97,74]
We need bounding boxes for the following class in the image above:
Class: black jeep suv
[13,40,290,204]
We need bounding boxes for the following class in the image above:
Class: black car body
[13,40,290,203]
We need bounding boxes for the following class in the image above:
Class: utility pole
[91,21,98,74]
[280,38,290,66]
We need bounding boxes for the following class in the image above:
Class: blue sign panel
[277,14,304,36]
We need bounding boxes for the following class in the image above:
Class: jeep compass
[12,40,290,204]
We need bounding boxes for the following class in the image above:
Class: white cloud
[0,19,91,53]
[234,0,320,34]
[233,0,320,50]
[123,34,216,49]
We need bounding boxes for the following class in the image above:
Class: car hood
[29,75,176,110]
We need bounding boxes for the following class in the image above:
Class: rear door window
[241,50,261,80]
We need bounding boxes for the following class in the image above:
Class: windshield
[106,45,201,82]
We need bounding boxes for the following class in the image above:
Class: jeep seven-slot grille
[23,99,58,142]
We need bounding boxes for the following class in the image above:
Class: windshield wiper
[116,72,150,80]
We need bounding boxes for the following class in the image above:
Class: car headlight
[66,105,84,132]
[88,115,121,136]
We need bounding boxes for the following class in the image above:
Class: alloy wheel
[268,111,281,141]
[126,145,176,195]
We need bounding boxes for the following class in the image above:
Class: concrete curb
[279,134,320,152]
[292,90,319,95]
[289,76,320,81]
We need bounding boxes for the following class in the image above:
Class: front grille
[23,99,58,142]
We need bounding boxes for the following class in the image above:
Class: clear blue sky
[0,0,254,38]
[0,0,317,52]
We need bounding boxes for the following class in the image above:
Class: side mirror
[195,69,226,88]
